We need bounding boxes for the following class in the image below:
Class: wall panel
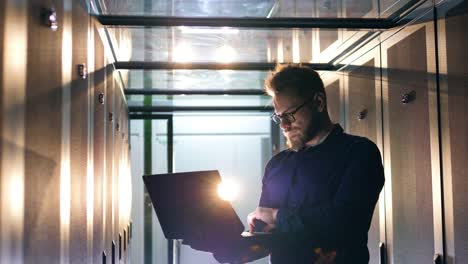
[93,24,106,263]
[346,56,381,264]
[113,76,121,262]
[0,4,4,257]
[70,0,90,263]
[325,80,342,125]
[1,1,28,263]
[105,57,115,262]
[437,0,468,263]
[24,0,63,262]
[282,32,293,63]
[381,13,441,263]
[0,1,131,263]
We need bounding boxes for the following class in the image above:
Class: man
[246,64,385,263]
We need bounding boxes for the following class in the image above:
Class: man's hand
[247,207,279,233]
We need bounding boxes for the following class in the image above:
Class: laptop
[142,170,261,241]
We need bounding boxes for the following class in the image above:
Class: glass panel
[130,120,145,264]
[152,120,169,264]
[107,27,377,64]
[346,58,380,264]
[94,0,393,18]
[130,119,170,264]
[437,0,468,262]
[385,26,435,264]
[126,70,269,89]
[169,113,271,264]
[127,95,271,107]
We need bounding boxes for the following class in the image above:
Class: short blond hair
[264,64,325,99]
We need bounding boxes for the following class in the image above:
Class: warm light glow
[292,30,300,63]
[179,26,239,35]
[277,39,284,63]
[267,45,272,62]
[119,156,132,221]
[217,179,239,202]
[173,43,194,63]
[86,157,94,231]
[6,171,24,219]
[215,45,237,63]
[60,157,71,228]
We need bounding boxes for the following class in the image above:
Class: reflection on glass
[173,43,195,62]
[215,45,237,63]
[126,95,271,108]
[98,0,385,18]
[127,70,268,90]
[107,27,373,64]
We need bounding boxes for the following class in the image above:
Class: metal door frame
[129,114,175,264]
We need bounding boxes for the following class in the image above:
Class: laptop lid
[142,170,245,240]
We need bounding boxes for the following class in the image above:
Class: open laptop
[142,170,270,241]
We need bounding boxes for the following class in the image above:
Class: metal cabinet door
[325,78,343,126]
[345,50,383,264]
[93,22,107,263]
[381,9,443,264]
[437,0,468,263]
[104,41,115,263]
[113,76,121,253]
[69,0,90,262]
[23,0,64,262]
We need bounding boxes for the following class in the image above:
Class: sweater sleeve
[275,140,385,248]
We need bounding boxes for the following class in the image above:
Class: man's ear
[314,92,326,113]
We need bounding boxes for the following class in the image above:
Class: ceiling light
[215,45,237,63]
[173,43,194,63]
[179,26,239,35]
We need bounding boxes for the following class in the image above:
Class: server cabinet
[381,8,443,264]
[325,79,343,125]
[113,76,122,262]
[437,0,468,263]
[93,22,106,264]
[105,56,115,262]
[70,0,90,262]
[344,47,383,264]
[24,0,64,262]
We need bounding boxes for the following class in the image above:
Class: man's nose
[279,119,291,131]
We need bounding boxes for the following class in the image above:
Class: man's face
[273,93,321,151]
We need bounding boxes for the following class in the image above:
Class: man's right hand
[247,207,278,233]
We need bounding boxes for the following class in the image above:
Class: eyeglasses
[271,99,312,125]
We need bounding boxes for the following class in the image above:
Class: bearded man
[246,64,385,264]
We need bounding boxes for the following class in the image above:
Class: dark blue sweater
[259,124,384,264]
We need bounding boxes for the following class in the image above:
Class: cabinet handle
[357,109,368,120]
[401,90,416,104]
[434,254,442,264]
[379,242,386,264]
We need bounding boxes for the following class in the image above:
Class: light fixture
[215,45,237,63]
[173,43,194,63]
[179,26,239,35]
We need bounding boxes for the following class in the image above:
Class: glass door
[130,114,174,264]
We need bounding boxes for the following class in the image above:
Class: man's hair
[264,64,326,99]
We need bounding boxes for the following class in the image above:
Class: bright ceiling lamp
[173,42,194,63]
[217,179,239,202]
[179,26,239,35]
[215,45,237,63]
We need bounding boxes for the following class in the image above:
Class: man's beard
[286,113,321,151]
